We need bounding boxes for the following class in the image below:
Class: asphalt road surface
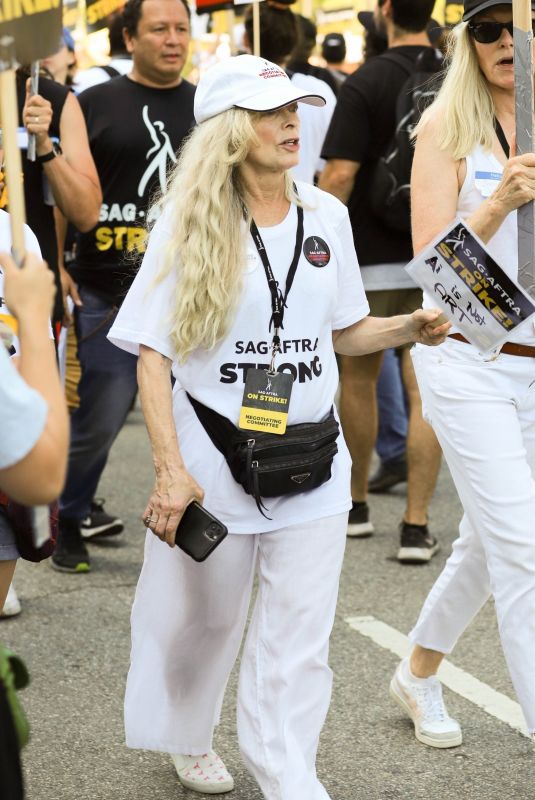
[4,405,534,800]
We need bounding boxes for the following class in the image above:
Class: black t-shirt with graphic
[321,46,428,267]
[71,76,195,305]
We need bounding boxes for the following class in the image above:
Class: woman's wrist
[153,456,187,479]
[466,195,508,245]
[17,319,53,347]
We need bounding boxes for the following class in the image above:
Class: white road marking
[345,615,529,738]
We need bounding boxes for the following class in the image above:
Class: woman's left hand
[406,308,451,346]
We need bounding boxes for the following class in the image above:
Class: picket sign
[405,219,535,353]
[513,0,535,297]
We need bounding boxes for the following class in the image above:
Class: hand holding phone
[175,502,228,562]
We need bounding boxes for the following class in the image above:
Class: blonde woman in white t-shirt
[109,55,449,799]
[389,0,535,750]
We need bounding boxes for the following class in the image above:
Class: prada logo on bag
[291,472,312,484]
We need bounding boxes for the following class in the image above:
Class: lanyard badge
[239,204,304,435]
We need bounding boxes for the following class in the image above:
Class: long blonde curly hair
[150,107,298,363]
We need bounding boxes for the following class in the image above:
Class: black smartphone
[175,502,228,562]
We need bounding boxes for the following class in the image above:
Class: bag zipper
[242,424,338,460]
[252,442,338,472]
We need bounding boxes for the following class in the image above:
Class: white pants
[409,341,535,732]
[124,513,348,800]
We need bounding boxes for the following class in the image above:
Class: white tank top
[424,145,535,345]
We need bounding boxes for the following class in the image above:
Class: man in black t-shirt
[320,0,443,563]
[54,0,196,574]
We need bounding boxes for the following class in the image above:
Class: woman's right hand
[142,467,204,548]
[491,151,535,215]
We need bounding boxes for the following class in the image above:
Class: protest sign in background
[0,0,63,64]
[85,0,123,33]
[63,0,80,31]
[195,0,234,14]
[444,0,463,25]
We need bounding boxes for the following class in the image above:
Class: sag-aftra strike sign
[0,0,62,63]
[86,0,124,33]
[406,219,535,353]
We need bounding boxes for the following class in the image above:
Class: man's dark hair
[385,0,435,33]
[244,5,297,65]
[122,0,191,38]
[108,12,128,55]
[363,27,388,61]
[292,14,316,62]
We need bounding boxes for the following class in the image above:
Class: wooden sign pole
[513,0,535,297]
[253,1,260,56]
[0,37,26,264]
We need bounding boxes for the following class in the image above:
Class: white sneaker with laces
[390,657,462,748]
[171,751,234,794]
[1,583,22,618]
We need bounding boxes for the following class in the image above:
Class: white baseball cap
[194,55,326,124]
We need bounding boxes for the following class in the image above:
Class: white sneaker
[390,657,462,748]
[171,751,234,794]
[1,583,22,618]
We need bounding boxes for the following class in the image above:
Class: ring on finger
[144,515,157,526]
[34,116,39,124]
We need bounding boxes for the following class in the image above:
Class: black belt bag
[187,394,340,518]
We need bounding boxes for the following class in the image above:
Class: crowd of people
[1,0,535,797]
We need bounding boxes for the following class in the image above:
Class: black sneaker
[347,502,374,538]
[397,521,439,563]
[368,457,407,494]
[80,499,124,540]
[51,518,91,573]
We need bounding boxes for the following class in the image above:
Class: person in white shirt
[389,0,535,750]
[109,55,449,798]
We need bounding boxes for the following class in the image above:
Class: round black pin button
[303,236,330,267]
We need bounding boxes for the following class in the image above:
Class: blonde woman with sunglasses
[390,0,535,749]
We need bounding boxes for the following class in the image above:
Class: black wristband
[35,141,62,164]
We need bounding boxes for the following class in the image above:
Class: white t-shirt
[291,73,337,184]
[0,342,48,470]
[0,209,42,358]
[109,182,369,533]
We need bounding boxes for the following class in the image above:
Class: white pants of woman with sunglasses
[410,339,535,732]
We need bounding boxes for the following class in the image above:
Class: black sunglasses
[468,20,534,43]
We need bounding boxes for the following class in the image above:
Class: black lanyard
[250,204,304,370]
[494,118,510,159]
